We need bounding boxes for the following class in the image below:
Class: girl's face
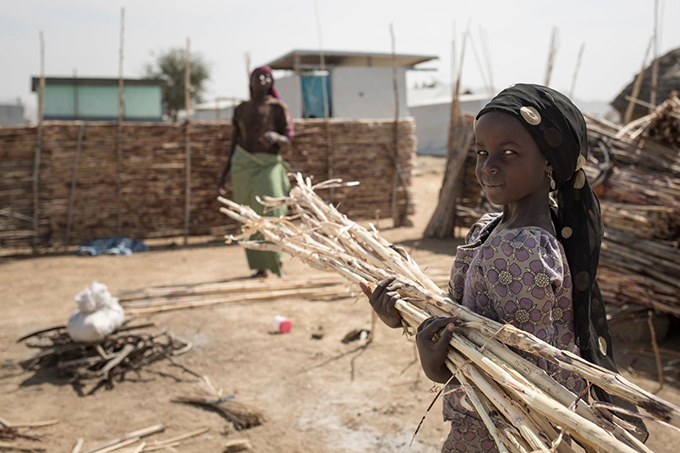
[250,70,273,96]
[474,111,550,207]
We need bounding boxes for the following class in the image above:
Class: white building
[192,98,243,122]
[0,102,25,126]
[408,85,491,156]
[265,49,437,120]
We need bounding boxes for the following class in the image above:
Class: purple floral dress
[441,214,585,453]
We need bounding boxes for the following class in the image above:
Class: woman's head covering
[476,84,647,438]
[250,66,294,139]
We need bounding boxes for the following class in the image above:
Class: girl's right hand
[416,317,456,383]
[359,276,403,329]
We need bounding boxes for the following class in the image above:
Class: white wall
[330,67,408,119]
[193,105,235,122]
[274,74,303,119]
[409,102,450,156]
[0,104,25,125]
[410,96,491,156]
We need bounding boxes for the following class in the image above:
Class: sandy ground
[1,156,679,452]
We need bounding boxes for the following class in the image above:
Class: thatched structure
[611,46,680,120]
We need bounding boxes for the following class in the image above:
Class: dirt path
[1,156,678,452]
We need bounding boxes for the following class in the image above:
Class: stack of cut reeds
[600,202,676,240]
[0,118,415,252]
[585,101,680,174]
[644,95,680,148]
[596,168,680,225]
[583,100,680,322]
[599,228,680,318]
[219,173,680,452]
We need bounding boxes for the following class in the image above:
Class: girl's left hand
[260,131,283,146]
[416,317,457,383]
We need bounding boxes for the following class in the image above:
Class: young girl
[362,84,646,452]
[218,66,294,278]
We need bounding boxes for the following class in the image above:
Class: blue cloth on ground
[77,237,148,256]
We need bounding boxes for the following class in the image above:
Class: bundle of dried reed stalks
[218,173,680,453]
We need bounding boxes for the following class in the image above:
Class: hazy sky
[1,0,678,114]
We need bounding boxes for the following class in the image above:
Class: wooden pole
[184,37,192,246]
[73,68,79,119]
[479,26,494,95]
[313,0,334,202]
[388,23,410,227]
[468,31,492,97]
[647,311,664,391]
[244,52,251,79]
[569,43,585,99]
[650,0,660,109]
[623,37,653,124]
[450,22,456,98]
[32,31,45,254]
[115,7,125,236]
[390,23,399,226]
[447,25,468,237]
[543,27,559,87]
[65,122,85,251]
[448,26,468,157]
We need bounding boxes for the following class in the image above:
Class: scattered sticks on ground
[4,323,191,395]
[116,275,358,316]
[72,423,212,453]
[0,416,59,452]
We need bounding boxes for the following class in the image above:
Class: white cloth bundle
[67,281,125,343]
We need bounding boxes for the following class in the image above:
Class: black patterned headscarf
[476,84,647,439]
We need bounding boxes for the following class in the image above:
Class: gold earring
[547,170,556,191]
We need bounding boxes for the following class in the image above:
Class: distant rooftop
[265,49,438,71]
[31,77,162,91]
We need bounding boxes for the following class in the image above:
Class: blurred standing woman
[219,66,294,278]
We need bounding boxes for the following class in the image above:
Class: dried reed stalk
[218,173,680,452]
[82,424,164,453]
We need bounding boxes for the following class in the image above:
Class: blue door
[300,73,331,118]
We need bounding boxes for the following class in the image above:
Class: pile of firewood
[5,323,191,395]
[584,99,680,322]
[644,94,680,147]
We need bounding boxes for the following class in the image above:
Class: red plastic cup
[272,315,292,334]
